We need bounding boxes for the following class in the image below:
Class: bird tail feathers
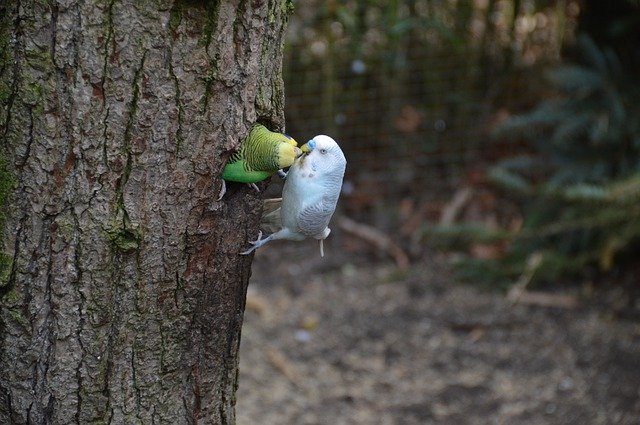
[260,198,283,234]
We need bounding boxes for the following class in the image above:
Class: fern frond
[560,184,609,202]
[547,65,603,93]
[576,34,610,76]
[551,111,593,145]
[492,101,567,139]
[607,173,640,203]
[494,155,542,172]
[488,167,533,195]
[422,223,511,244]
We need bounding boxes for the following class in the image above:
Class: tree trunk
[0,0,291,423]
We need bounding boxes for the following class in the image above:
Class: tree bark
[0,0,291,423]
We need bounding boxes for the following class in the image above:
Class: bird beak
[294,147,303,158]
[300,140,316,153]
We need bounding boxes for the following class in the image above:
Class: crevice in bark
[71,4,81,74]
[22,216,58,423]
[167,0,186,154]
[56,3,81,186]
[233,0,248,59]
[0,383,12,423]
[191,359,201,422]
[182,395,192,425]
[219,397,227,424]
[0,211,25,301]
[166,32,184,154]
[201,1,222,113]
[43,393,54,422]
[151,405,158,425]
[102,254,121,424]
[169,60,184,153]
[131,345,142,422]
[101,105,110,167]
[117,50,146,203]
[72,213,85,424]
[16,106,33,168]
[100,0,115,104]
[173,270,182,310]
[48,0,58,66]
[107,51,146,253]
[99,0,116,170]
[201,0,221,50]
[1,0,23,143]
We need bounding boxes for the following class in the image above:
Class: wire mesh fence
[283,0,580,236]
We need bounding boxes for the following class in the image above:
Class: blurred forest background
[282,0,640,293]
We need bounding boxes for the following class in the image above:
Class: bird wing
[297,194,338,237]
[221,159,272,183]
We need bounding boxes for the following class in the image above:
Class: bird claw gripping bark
[217,181,260,201]
[217,180,227,201]
[240,231,273,255]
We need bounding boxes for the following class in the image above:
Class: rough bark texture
[0,0,291,423]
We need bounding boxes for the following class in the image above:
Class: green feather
[222,160,272,183]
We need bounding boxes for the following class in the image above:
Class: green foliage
[485,35,640,284]
[423,223,511,247]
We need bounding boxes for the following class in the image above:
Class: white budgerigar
[241,134,347,257]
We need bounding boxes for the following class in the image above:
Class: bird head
[277,143,303,169]
[299,135,346,176]
[281,133,298,147]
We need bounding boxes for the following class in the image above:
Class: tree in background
[0,0,291,423]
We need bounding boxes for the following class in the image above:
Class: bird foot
[277,169,288,179]
[317,228,330,257]
[240,231,272,255]
[249,183,260,192]
[217,180,227,201]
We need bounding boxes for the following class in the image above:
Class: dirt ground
[236,238,640,425]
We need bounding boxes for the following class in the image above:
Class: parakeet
[218,124,301,200]
[241,134,347,257]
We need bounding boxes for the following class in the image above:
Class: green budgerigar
[218,124,301,199]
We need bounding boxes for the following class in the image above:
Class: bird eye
[320,148,327,154]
